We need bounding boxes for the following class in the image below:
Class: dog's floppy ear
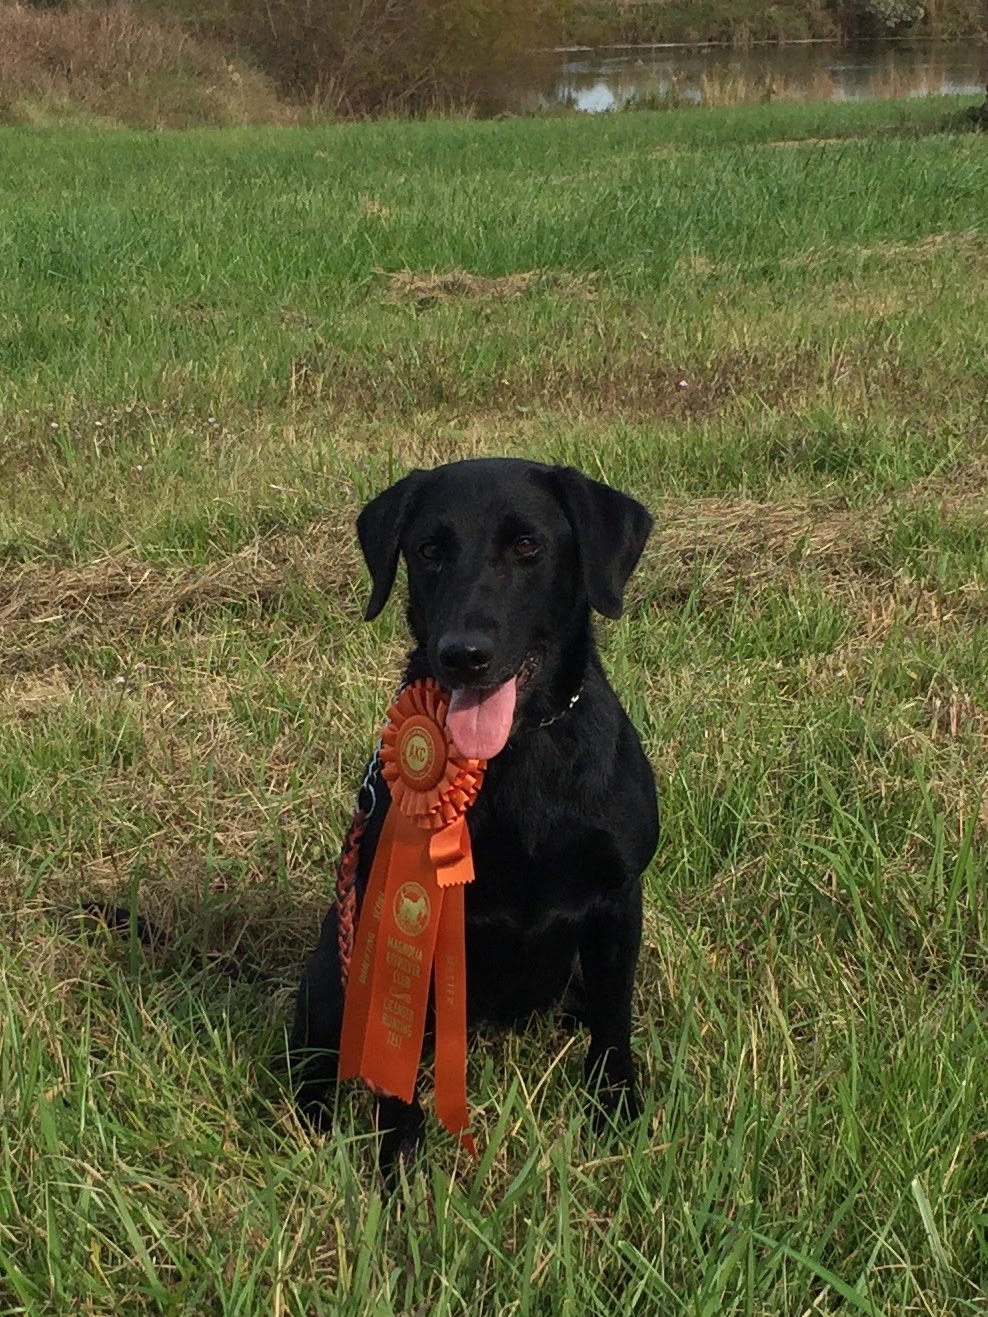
[356,469,426,621]
[546,467,653,619]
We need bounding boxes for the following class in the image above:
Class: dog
[289,457,659,1176]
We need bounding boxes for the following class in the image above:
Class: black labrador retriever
[290,457,659,1175]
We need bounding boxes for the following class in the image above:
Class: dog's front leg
[290,909,426,1185]
[288,906,346,1129]
[578,879,643,1123]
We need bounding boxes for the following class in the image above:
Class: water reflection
[516,41,985,113]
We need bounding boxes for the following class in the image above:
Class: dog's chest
[462,764,616,934]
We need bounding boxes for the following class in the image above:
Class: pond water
[514,40,986,113]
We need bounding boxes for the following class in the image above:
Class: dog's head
[356,458,652,759]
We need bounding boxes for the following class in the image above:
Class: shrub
[205,0,569,114]
[0,1,289,127]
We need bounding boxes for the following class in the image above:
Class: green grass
[2,95,988,1314]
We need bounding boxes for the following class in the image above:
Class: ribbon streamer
[338,679,484,1155]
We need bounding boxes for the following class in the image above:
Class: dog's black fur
[289,457,659,1176]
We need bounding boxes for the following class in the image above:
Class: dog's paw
[584,1050,640,1129]
[288,1058,339,1134]
[377,1099,426,1189]
[588,1081,641,1132]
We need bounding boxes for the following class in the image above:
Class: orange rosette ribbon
[338,679,485,1155]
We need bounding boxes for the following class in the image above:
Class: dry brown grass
[633,461,988,627]
[698,68,839,108]
[678,229,988,281]
[380,267,599,306]
[0,524,359,676]
[359,196,393,221]
[0,2,290,128]
[5,460,985,685]
[280,331,941,422]
[766,136,860,148]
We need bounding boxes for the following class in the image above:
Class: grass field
[2,94,988,1314]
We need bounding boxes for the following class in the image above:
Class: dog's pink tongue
[446,678,517,761]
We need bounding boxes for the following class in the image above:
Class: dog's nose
[437,633,494,681]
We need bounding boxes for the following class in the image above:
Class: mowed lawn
[2,95,988,1314]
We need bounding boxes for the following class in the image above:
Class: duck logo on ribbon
[338,678,485,1155]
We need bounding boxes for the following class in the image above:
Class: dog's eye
[514,537,540,560]
[418,540,442,562]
